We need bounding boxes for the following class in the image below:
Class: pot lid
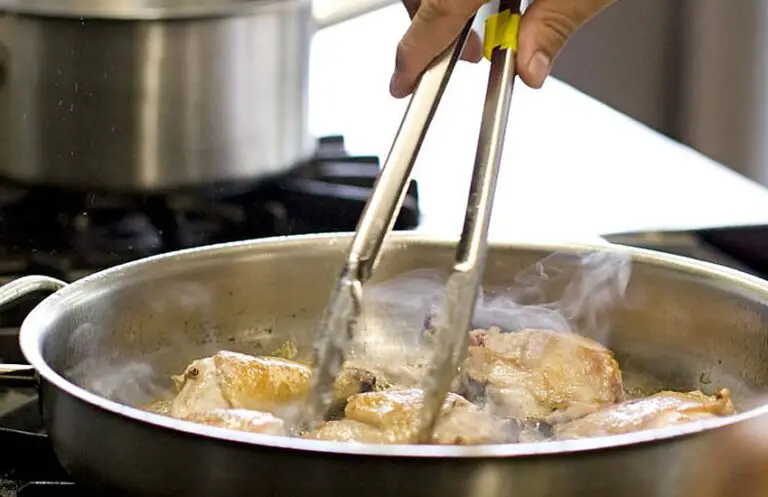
[0,0,306,19]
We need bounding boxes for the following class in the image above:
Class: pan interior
[28,235,768,449]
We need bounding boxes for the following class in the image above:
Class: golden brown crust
[183,408,286,435]
[554,388,735,440]
[304,419,389,444]
[461,328,624,422]
[214,351,312,411]
[166,332,736,444]
[306,388,501,445]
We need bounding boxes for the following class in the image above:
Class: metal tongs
[307,0,523,441]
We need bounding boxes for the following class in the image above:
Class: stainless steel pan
[2,232,768,496]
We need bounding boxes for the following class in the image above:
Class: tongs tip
[306,272,364,421]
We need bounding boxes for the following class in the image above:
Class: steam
[474,250,632,342]
[83,361,170,406]
[353,269,446,365]
[357,249,632,356]
[62,281,222,407]
[63,248,632,430]
[337,248,633,427]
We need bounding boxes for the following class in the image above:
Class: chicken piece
[183,409,286,436]
[554,389,735,440]
[170,356,229,418]
[170,351,378,419]
[341,358,427,390]
[333,366,378,401]
[146,399,173,416]
[305,419,389,444]
[458,327,624,423]
[170,351,311,418]
[305,388,503,445]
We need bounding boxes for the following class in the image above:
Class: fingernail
[528,51,552,88]
[390,72,410,99]
[389,72,402,97]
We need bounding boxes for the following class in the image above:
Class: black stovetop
[0,135,419,283]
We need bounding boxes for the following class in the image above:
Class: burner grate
[0,480,80,497]
[0,135,420,279]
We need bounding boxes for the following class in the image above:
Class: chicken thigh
[554,389,735,440]
[170,351,311,418]
[305,388,503,445]
[183,409,286,436]
[170,351,377,419]
[458,327,624,423]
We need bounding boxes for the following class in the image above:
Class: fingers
[402,0,482,64]
[401,0,420,17]
[392,0,616,98]
[391,0,486,98]
[517,0,615,89]
[462,30,483,64]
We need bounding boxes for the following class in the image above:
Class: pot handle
[0,275,68,312]
[313,0,399,29]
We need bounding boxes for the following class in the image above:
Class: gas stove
[0,135,419,283]
[0,135,419,496]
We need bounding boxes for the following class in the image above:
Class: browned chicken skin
[163,332,736,444]
[458,327,624,423]
[170,352,311,418]
[554,389,735,440]
[183,409,286,436]
[305,388,503,445]
[169,351,376,419]
[305,419,389,444]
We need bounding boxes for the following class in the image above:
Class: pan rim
[19,231,768,458]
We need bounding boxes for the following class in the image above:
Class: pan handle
[0,275,68,312]
[0,276,66,387]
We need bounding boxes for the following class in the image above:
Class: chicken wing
[170,351,378,419]
[183,409,286,436]
[458,327,624,423]
[554,389,735,440]
[305,388,503,445]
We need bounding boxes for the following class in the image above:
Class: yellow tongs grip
[483,6,521,60]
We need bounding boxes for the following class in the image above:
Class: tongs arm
[306,21,476,422]
[346,20,477,284]
[418,0,523,442]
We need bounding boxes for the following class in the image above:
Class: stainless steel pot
[0,0,395,192]
[2,232,768,496]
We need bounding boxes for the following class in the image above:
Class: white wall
[553,0,768,186]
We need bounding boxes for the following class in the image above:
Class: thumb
[516,0,615,89]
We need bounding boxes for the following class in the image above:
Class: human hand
[390,0,616,98]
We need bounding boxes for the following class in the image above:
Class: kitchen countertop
[308,5,768,245]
